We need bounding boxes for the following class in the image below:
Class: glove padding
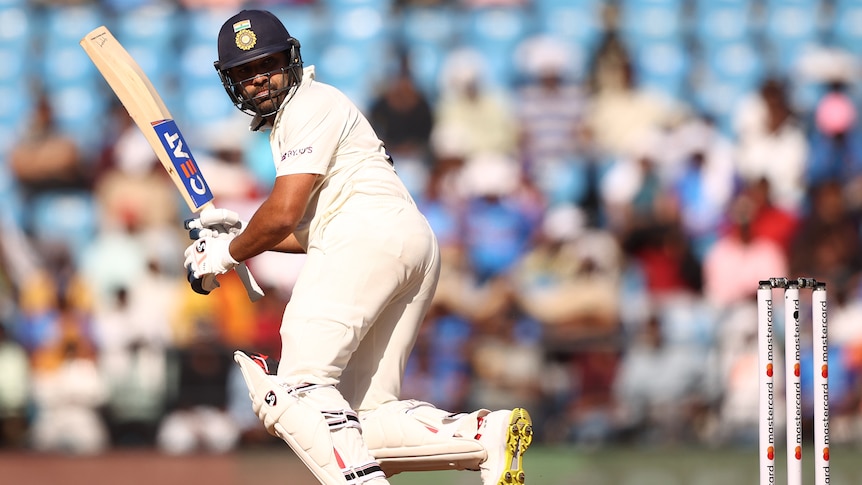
[185,208,246,238]
[184,232,240,295]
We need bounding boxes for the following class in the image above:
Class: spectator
[734,78,809,213]
[612,313,718,444]
[157,323,239,455]
[467,287,543,420]
[433,48,519,159]
[94,285,168,448]
[510,204,622,341]
[806,82,862,209]
[0,323,29,449]
[8,93,90,206]
[92,102,178,232]
[368,51,434,167]
[583,60,682,161]
[666,116,738,260]
[458,152,538,283]
[30,338,109,455]
[732,177,799,259]
[512,35,586,169]
[789,180,862,287]
[401,301,473,412]
[701,189,789,307]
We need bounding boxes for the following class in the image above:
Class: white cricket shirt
[267,66,413,249]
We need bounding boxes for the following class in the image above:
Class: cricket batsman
[183,9,532,485]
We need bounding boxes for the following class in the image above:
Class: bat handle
[236,262,265,302]
[186,216,265,302]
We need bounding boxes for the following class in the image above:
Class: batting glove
[184,208,246,239]
[184,232,240,292]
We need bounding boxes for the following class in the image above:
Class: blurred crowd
[4,0,862,458]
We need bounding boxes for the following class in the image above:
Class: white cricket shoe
[478,408,533,485]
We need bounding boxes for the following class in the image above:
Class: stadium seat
[320,0,392,11]
[41,4,105,44]
[536,0,604,57]
[176,42,236,138]
[395,5,460,99]
[690,77,755,135]
[315,43,378,112]
[397,5,459,49]
[30,191,99,265]
[619,0,685,45]
[762,1,821,73]
[403,43,446,100]
[632,40,691,100]
[269,5,328,65]
[700,41,764,87]
[115,4,180,45]
[0,81,30,161]
[327,5,391,46]
[184,7,237,45]
[0,7,33,82]
[50,83,108,154]
[462,6,536,90]
[832,0,862,55]
[692,0,754,49]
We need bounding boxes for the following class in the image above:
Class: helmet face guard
[215,42,302,118]
[214,10,304,119]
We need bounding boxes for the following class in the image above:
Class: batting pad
[234,351,387,485]
[360,400,488,476]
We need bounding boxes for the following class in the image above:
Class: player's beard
[251,85,292,119]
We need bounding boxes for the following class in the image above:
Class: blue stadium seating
[461,6,536,90]
[0,81,28,162]
[619,0,685,45]
[536,0,604,56]
[632,40,691,100]
[701,40,765,87]
[41,4,106,44]
[327,5,391,46]
[115,4,180,45]
[397,5,459,49]
[692,0,754,48]
[396,5,460,98]
[0,7,33,82]
[176,41,236,138]
[832,0,862,55]
[320,0,392,11]
[315,43,378,111]
[269,5,328,65]
[50,83,108,155]
[402,42,447,100]
[30,191,99,265]
[762,1,821,72]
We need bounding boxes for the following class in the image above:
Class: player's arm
[270,233,306,253]
[228,172,317,261]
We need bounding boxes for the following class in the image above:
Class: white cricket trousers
[277,195,440,412]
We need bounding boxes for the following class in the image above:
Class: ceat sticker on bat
[152,119,214,209]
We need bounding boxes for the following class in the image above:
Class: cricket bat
[80,25,264,302]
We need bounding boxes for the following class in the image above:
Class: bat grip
[186,217,264,302]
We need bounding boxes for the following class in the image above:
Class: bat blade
[80,25,264,302]
[80,25,213,212]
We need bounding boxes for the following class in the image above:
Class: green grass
[388,445,862,485]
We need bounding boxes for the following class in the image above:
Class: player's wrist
[225,238,240,266]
